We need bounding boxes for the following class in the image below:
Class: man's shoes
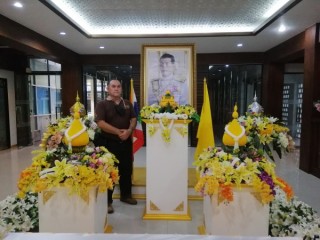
[108,204,114,214]
[120,197,137,205]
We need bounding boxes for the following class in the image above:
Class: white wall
[0,69,17,146]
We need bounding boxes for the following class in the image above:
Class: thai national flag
[130,79,144,154]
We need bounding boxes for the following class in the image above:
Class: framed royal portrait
[141,44,196,107]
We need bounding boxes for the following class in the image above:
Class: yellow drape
[194,78,215,160]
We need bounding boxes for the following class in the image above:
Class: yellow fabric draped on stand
[194,78,214,160]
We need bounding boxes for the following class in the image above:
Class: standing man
[148,53,188,105]
[95,79,137,214]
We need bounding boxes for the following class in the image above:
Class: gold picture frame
[140,43,196,107]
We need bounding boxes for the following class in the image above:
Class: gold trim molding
[142,205,192,221]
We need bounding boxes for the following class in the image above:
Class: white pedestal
[38,187,109,233]
[203,187,269,236]
[143,120,191,220]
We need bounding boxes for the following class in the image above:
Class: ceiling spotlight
[99,46,105,49]
[13,2,23,8]
[278,25,286,32]
[237,43,243,47]
[59,32,66,35]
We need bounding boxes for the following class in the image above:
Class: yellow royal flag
[194,78,215,160]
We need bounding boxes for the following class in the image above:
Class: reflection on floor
[0,145,320,234]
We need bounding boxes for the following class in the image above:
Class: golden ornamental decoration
[42,190,56,205]
[63,94,89,151]
[175,125,188,137]
[174,201,184,211]
[159,90,178,109]
[150,201,160,211]
[222,104,247,149]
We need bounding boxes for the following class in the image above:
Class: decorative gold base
[198,225,206,235]
[142,205,192,221]
[104,224,113,233]
[71,146,86,153]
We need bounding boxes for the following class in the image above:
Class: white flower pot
[38,187,109,233]
[203,186,270,236]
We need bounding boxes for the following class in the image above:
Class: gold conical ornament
[63,94,89,152]
[70,92,86,117]
[222,104,247,149]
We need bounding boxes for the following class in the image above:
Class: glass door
[208,64,262,146]
[83,65,132,117]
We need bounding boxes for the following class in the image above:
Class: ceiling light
[263,0,290,18]
[99,46,105,49]
[47,0,296,37]
[237,43,243,47]
[13,2,23,8]
[278,25,286,32]
[59,32,66,35]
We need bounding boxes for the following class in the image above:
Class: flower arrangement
[194,146,293,204]
[140,103,199,122]
[314,100,320,112]
[140,91,199,142]
[270,187,320,239]
[238,113,295,160]
[0,192,38,233]
[1,185,319,239]
[17,113,119,199]
[194,100,295,205]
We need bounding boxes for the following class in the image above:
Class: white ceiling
[0,0,320,55]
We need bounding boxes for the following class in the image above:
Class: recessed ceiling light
[278,25,286,32]
[59,32,66,35]
[237,43,243,47]
[99,46,105,49]
[13,2,23,8]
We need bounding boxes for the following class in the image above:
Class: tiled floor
[1,145,320,234]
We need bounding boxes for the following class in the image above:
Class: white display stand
[38,187,109,233]
[202,186,269,236]
[143,119,191,220]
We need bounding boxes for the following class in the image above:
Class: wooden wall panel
[261,63,284,119]
[300,24,320,176]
